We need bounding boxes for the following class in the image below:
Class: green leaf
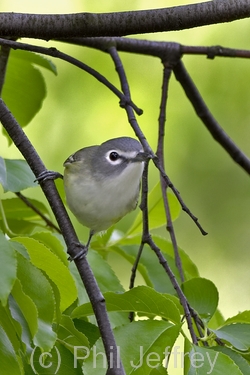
[153,236,199,280]
[69,249,125,309]
[149,366,168,375]
[72,285,181,324]
[0,302,22,353]
[214,323,250,351]
[2,50,51,132]
[73,319,100,347]
[182,277,219,322]
[184,340,243,375]
[11,278,38,339]
[28,342,83,375]
[83,320,180,375]
[211,346,250,375]
[0,159,36,192]
[208,308,225,329]
[109,244,154,288]
[224,310,250,325]
[0,197,52,236]
[2,198,48,220]
[115,236,199,294]
[127,182,181,236]
[113,244,181,294]
[14,237,77,312]
[12,50,57,75]
[0,157,7,188]
[16,252,56,351]
[32,232,68,265]
[0,325,22,375]
[0,230,17,306]
[57,315,89,354]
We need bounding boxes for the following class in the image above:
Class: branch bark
[0,1,249,39]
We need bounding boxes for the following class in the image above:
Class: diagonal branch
[0,38,142,116]
[173,60,250,175]
[0,99,125,375]
[0,1,249,39]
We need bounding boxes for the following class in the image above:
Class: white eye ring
[105,150,123,165]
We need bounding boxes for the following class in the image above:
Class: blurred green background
[1,0,250,320]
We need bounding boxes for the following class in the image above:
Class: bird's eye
[109,151,119,161]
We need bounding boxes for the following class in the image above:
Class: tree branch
[0,99,125,375]
[0,1,249,39]
[173,60,250,175]
[0,38,142,115]
[156,63,185,282]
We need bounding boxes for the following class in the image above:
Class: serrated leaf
[16,252,56,351]
[184,340,243,375]
[127,182,181,236]
[57,315,89,354]
[211,346,250,375]
[0,302,21,353]
[0,230,17,305]
[0,159,36,192]
[83,320,180,375]
[182,277,218,322]
[0,325,22,375]
[11,278,38,338]
[72,285,181,324]
[214,323,250,351]
[32,232,68,265]
[14,237,77,312]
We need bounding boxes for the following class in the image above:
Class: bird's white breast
[64,161,143,232]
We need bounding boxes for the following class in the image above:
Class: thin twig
[156,63,185,282]
[140,158,198,344]
[173,60,250,175]
[129,161,150,293]
[146,235,198,344]
[15,192,61,233]
[0,37,142,116]
[108,47,197,342]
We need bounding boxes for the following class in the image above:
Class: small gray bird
[63,137,147,254]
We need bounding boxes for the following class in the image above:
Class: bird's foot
[67,242,88,261]
[35,170,63,183]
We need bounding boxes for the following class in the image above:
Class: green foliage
[0,37,250,375]
[1,50,56,143]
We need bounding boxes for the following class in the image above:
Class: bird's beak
[133,151,149,162]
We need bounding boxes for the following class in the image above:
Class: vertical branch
[108,46,197,343]
[156,63,185,282]
[108,45,150,289]
[129,159,150,291]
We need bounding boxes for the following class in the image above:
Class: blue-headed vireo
[63,137,147,254]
